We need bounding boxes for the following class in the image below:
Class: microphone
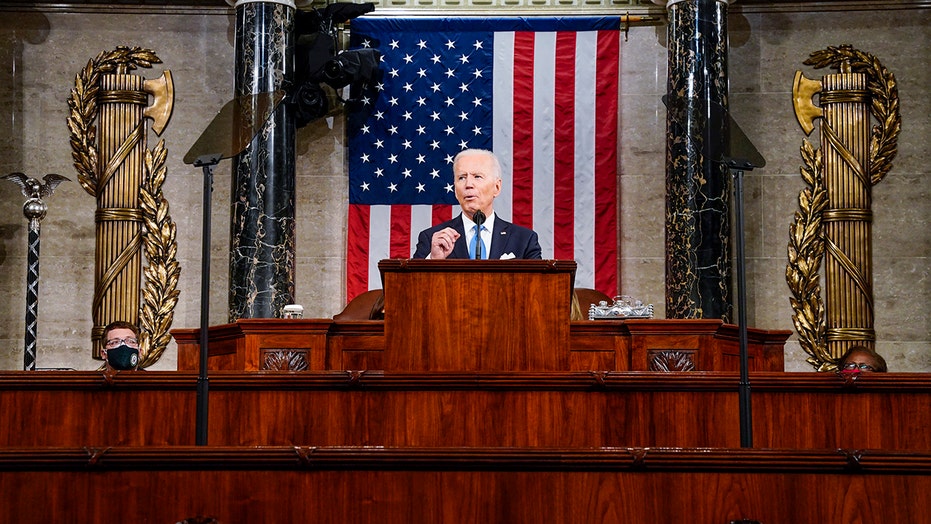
[472,210,485,260]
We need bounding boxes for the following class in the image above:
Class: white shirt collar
[462,211,496,231]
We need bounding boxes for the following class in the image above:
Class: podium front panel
[379,259,576,371]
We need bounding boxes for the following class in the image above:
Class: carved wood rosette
[789,45,900,371]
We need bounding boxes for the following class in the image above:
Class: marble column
[229,0,296,320]
[656,0,733,321]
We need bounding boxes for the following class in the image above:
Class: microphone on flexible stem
[472,210,485,260]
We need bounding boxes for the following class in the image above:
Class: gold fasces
[143,70,174,136]
[792,70,822,136]
[183,90,285,165]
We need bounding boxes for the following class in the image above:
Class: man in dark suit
[413,149,542,260]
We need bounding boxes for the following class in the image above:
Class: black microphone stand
[183,92,283,446]
[721,109,766,449]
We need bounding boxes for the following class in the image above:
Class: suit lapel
[451,214,470,259]
[489,218,511,259]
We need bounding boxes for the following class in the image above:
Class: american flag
[346,16,620,300]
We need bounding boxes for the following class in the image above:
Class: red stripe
[389,205,412,258]
[511,32,535,229]
[346,204,370,300]
[432,204,452,225]
[594,30,620,296]
[553,32,576,261]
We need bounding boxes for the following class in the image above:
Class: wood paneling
[2,372,928,450]
[1,447,929,523]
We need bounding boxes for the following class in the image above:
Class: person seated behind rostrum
[101,320,142,371]
[838,345,887,373]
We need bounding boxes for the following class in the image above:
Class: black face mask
[107,344,139,370]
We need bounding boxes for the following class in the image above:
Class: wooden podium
[378,259,576,371]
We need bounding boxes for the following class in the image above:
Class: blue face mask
[107,344,139,370]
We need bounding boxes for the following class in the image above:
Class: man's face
[454,153,501,219]
[103,327,139,358]
[841,350,882,373]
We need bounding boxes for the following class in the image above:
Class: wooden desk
[173,318,789,372]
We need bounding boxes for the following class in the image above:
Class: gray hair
[452,148,502,181]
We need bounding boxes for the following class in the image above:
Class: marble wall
[0,4,927,372]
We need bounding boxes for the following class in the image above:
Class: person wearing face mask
[838,345,888,374]
[101,321,142,371]
[413,149,542,260]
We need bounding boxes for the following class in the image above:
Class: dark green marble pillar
[659,0,732,321]
[229,0,296,320]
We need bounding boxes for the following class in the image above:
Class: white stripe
[492,32,514,222]
[410,205,434,256]
[368,205,392,289]
[533,32,557,259]
[573,32,599,289]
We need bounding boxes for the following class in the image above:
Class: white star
[389,68,399,78]
[402,139,412,149]
[473,40,484,50]
[389,40,400,49]
[388,125,398,135]
[416,125,426,135]
[416,154,426,164]
[402,111,413,121]
[374,111,384,120]
[459,82,470,92]
[459,54,469,64]
[430,140,440,150]
[360,182,370,191]
[459,139,469,149]
[403,83,413,92]
[444,125,455,135]
[362,39,373,48]
[388,154,398,163]
[360,153,370,163]
[430,112,441,121]
[472,97,483,107]
[403,53,414,64]
[361,96,371,106]
[445,96,455,107]
[389,96,399,106]
[416,183,426,192]
[431,83,442,93]
[417,68,427,78]
[417,40,428,49]
[431,54,442,64]
[445,154,455,164]
[444,183,454,192]
[360,124,370,134]
[374,167,384,177]
[430,169,440,178]
[445,40,456,50]
[376,82,385,91]
[473,69,484,79]
[402,168,412,178]
[473,125,483,135]
[374,139,384,149]
[388,182,398,192]
[416,96,427,106]
[445,68,456,78]
[459,111,469,121]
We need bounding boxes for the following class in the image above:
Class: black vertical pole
[733,168,753,448]
[24,224,40,371]
[195,161,216,446]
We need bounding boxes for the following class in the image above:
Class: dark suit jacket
[412,214,543,259]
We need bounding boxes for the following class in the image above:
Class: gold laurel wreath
[786,45,900,370]
[67,46,180,366]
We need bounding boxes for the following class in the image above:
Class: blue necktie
[470,225,486,259]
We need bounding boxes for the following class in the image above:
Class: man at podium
[413,149,542,260]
